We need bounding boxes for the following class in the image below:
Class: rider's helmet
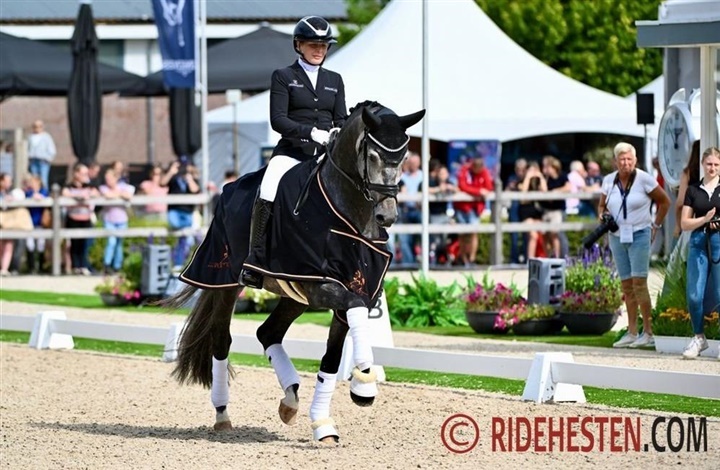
[293,16,337,55]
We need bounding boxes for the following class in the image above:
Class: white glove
[310,127,330,146]
[329,127,341,140]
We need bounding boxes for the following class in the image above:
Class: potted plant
[383,275,467,327]
[94,275,141,307]
[558,247,623,335]
[235,289,255,313]
[653,307,720,356]
[499,303,561,336]
[464,272,525,334]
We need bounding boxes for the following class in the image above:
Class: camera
[706,216,720,233]
[582,213,619,249]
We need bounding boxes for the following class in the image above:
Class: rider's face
[298,41,329,65]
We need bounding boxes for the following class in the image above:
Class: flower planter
[654,336,720,358]
[465,311,508,335]
[559,311,618,335]
[512,318,561,336]
[100,293,130,307]
[255,297,281,313]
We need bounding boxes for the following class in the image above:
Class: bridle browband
[326,123,409,204]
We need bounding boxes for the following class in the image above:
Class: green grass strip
[3,330,718,417]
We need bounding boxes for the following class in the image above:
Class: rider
[240,15,348,289]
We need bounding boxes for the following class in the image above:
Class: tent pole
[420,0,430,274]
[146,39,155,165]
[199,0,210,222]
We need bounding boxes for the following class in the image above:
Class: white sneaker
[613,332,638,348]
[629,333,655,349]
[682,336,708,359]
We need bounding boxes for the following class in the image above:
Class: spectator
[99,168,135,274]
[162,158,200,268]
[519,163,548,260]
[567,160,596,217]
[61,163,99,275]
[453,156,494,266]
[398,152,423,265]
[23,174,49,273]
[110,160,128,184]
[427,160,457,265]
[27,120,56,189]
[506,158,528,263]
[585,161,603,190]
[598,142,670,349]
[0,173,22,275]
[87,161,103,188]
[679,146,720,359]
[0,141,13,175]
[539,156,571,258]
[674,141,701,239]
[138,164,169,224]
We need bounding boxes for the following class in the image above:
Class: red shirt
[454,163,494,215]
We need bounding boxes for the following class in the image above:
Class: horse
[162,101,425,443]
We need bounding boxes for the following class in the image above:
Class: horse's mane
[348,100,382,115]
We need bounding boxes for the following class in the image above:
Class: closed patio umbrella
[67,1,101,165]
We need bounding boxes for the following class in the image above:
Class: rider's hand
[311,128,330,146]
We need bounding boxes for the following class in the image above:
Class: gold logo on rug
[347,269,368,296]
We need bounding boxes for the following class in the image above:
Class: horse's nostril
[375,214,385,224]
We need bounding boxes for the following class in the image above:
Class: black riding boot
[26,250,36,274]
[240,198,273,289]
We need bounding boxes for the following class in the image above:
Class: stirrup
[240,268,263,289]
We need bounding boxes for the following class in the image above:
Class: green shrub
[384,275,467,327]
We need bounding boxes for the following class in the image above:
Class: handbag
[0,208,34,231]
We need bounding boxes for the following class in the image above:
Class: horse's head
[330,102,425,228]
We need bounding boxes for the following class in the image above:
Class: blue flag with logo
[151,0,195,88]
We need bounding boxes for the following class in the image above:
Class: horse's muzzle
[375,211,397,227]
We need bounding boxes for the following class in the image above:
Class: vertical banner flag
[151,0,195,88]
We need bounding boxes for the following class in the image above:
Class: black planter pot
[100,293,129,307]
[465,310,508,334]
[512,318,561,336]
[234,299,255,314]
[559,312,618,335]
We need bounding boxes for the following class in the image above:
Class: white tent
[208,0,644,174]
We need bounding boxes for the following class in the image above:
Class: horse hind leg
[256,297,306,425]
[209,289,238,431]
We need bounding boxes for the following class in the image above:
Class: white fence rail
[2,313,718,402]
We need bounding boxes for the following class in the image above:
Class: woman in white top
[597,142,670,349]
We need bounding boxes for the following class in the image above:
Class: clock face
[658,105,691,188]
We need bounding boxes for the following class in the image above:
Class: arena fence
[2,312,718,402]
[0,189,601,274]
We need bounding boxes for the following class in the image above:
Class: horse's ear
[398,109,426,130]
[362,107,382,132]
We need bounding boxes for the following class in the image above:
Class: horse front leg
[256,297,306,425]
[310,310,349,443]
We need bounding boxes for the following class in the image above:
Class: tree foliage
[339,0,662,96]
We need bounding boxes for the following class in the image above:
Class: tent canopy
[0,32,146,99]
[127,26,339,96]
[210,0,644,144]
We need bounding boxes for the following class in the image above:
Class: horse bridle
[326,127,410,205]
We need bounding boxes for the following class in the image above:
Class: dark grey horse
[162,101,425,443]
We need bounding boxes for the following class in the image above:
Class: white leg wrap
[266,344,300,391]
[347,306,373,370]
[309,371,337,422]
[260,155,301,202]
[211,358,230,409]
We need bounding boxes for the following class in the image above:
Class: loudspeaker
[636,93,655,125]
[527,258,566,306]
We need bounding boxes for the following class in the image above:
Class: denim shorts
[455,209,479,224]
[608,227,651,280]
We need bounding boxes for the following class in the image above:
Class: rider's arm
[332,75,348,128]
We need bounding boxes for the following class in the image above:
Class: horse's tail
[161,285,239,388]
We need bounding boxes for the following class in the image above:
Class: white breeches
[26,238,46,252]
[260,155,301,202]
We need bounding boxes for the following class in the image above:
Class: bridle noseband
[326,127,409,205]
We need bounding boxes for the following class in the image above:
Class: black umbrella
[169,87,201,159]
[0,32,146,100]
[67,2,101,165]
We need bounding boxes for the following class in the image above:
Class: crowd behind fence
[0,186,601,275]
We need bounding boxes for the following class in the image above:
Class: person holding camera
[240,16,347,288]
[597,143,670,348]
[679,146,720,359]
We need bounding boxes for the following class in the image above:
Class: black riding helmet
[293,16,337,55]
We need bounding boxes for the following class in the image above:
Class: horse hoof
[279,401,298,426]
[213,420,233,431]
[350,367,377,406]
[350,390,375,407]
[319,435,339,445]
